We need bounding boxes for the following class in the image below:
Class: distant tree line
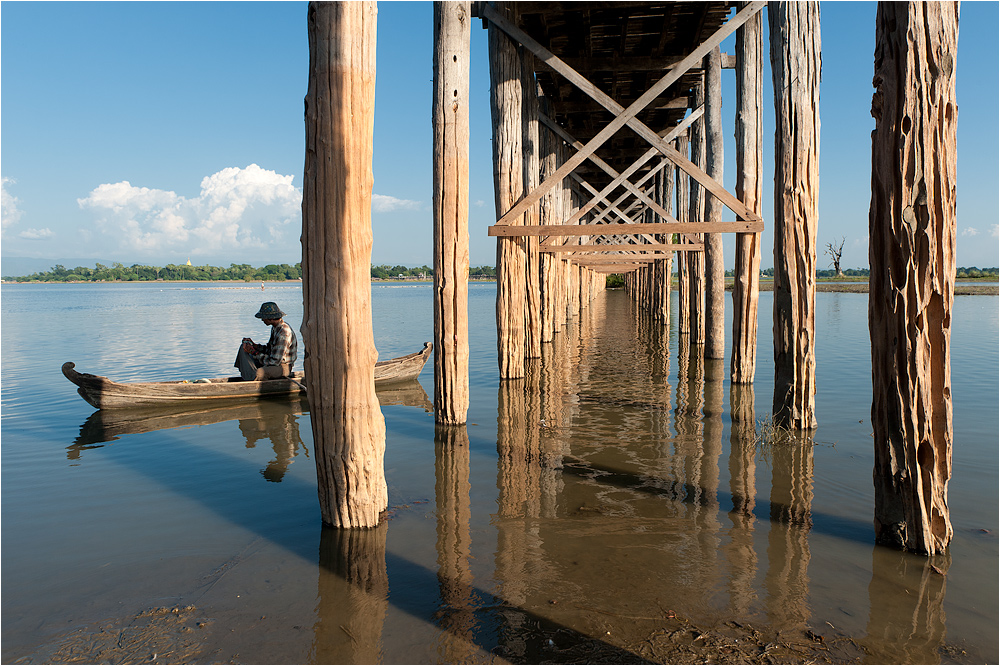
[4,262,501,282]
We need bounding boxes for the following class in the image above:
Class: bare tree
[825,237,845,277]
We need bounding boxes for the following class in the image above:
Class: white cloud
[78,164,301,257]
[961,227,979,237]
[2,177,24,236]
[372,193,422,213]
[474,199,486,208]
[18,227,53,239]
[991,225,999,238]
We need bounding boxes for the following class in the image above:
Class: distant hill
[1,257,122,278]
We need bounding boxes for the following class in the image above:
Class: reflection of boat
[68,379,432,455]
[62,342,432,409]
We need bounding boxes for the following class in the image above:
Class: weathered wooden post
[769,0,820,429]
[676,135,691,335]
[302,0,386,528]
[869,1,957,555]
[489,1,526,379]
[522,49,543,359]
[538,99,558,344]
[732,1,763,384]
[704,47,726,360]
[655,165,674,324]
[688,83,706,346]
[432,0,471,425]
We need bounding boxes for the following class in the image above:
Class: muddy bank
[21,602,980,665]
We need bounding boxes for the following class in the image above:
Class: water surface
[2,282,996,663]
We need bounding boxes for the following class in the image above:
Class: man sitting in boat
[234,302,298,381]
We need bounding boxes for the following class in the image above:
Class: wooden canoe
[63,342,432,409]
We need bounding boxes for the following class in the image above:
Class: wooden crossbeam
[540,112,678,226]
[536,54,736,74]
[490,221,763,237]
[567,174,638,225]
[578,264,646,270]
[540,242,703,253]
[571,256,660,265]
[580,111,700,230]
[483,1,765,227]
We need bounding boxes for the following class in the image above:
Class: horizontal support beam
[490,221,764,237]
[541,242,702,253]
[591,267,642,273]
[571,256,661,264]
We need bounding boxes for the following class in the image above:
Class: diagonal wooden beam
[567,174,638,226]
[491,221,763,237]
[573,109,701,227]
[484,1,764,226]
[480,1,767,224]
[540,112,677,225]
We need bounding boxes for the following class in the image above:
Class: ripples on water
[1,282,996,663]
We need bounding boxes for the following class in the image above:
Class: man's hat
[255,302,285,319]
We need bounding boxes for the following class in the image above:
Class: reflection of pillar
[700,358,724,582]
[864,548,949,664]
[433,425,477,663]
[672,337,692,502]
[765,433,813,629]
[313,524,389,663]
[495,377,554,661]
[726,383,758,615]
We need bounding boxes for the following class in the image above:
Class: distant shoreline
[2,277,996,295]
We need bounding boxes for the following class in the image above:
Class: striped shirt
[255,320,298,369]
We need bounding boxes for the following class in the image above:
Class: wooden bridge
[299,2,959,559]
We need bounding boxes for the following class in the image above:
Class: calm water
[2,282,997,664]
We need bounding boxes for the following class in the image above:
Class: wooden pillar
[522,49,543,359]
[655,165,674,325]
[538,97,558,344]
[731,1,763,384]
[489,1,526,379]
[704,47,726,360]
[302,1,386,528]
[869,1,957,555]
[688,84,706,346]
[432,0,471,425]
[769,0,820,429]
[676,135,691,335]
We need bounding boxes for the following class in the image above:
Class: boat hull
[63,342,432,409]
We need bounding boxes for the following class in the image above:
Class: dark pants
[235,347,291,381]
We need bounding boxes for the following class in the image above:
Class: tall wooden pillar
[522,49,543,359]
[489,1,526,379]
[688,83,707,346]
[769,1,820,429]
[656,165,674,325]
[676,135,691,335]
[731,1,763,384]
[302,1,386,528]
[869,1,957,555]
[704,47,726,359]
[538,98,558,344]
[432,0,471,425]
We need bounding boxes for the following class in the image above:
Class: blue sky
[2,1,997,271]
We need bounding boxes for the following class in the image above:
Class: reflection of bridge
[301,1,957,558]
